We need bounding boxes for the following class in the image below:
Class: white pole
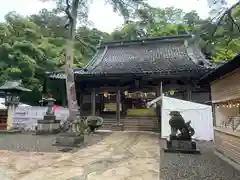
[160,81,163,138]
[146,81,163,108]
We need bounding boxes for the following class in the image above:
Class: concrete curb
[214,150,240,172]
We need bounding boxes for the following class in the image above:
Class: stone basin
[54,133,84,147]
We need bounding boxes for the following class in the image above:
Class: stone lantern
[36,97,61,134]
[0,80,31,130]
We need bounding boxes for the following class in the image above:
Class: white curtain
[161,96,214,141]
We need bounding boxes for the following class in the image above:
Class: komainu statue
[169,111,195,141]
[164,111,200,154]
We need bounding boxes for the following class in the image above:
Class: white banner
[13,106,69,130]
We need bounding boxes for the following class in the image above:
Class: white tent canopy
[161,96,214,141]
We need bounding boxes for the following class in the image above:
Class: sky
[0,0,237,33]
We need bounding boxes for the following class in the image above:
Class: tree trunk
[65,0,79,121]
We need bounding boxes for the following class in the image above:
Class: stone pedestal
[164,140,200,154]
[36,115,60,134]
[111,124,124,131]
[36,97,61,134]
[54,133,84,147]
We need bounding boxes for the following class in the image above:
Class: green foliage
[0,9,107,105]
[110,5,240,61]
[1,2,240,105]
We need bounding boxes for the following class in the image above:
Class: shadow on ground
[0,132,112,153]
[161,141,240,180]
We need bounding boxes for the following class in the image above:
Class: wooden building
[199,55,240,170]
[48,35,214,132]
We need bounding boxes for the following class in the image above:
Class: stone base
[36,120,61,135]
[111,124,124,131]
[53,133,84,147]
[0,129,21,134]
[164,140,200,154]
[43,115,56,121]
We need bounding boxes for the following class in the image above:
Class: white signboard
[13,106,69,130]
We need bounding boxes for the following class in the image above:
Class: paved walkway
[0,132,160,180]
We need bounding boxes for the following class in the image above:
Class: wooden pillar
[99,94,104,114]
[186,88,192,101]
[156,83,162,135]
[91,88,96,116]
[156,86,161,97]
[212,104,216,126]
[116,89,121,125]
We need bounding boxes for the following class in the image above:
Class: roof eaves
[75,68,209,77]
[0,81,31,92]
[184,40,199,65]
[84,50,102,69]
[47,68,83,80]
[84,45,108,73]
[199,54,240,84]
[184,40,214,69]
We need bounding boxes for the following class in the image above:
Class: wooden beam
[116,89,121,125]
[91,88,96,116]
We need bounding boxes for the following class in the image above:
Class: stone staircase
[123,117,159,132]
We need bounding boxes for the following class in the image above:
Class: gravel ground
[161,141,240,180]
[0,132,111,153]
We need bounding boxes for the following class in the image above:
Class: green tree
[0,9,108,105]
[42,0,144,121]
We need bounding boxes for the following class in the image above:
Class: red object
[53,105,62,112]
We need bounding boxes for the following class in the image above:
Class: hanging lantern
[104,90,108,98]
[169,90,175,96]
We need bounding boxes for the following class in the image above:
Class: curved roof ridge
[86,46,108,72]
[99,34,193,48]
[184,40,215,69]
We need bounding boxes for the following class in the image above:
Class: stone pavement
[0,132,160,180]
[161,141,240,180]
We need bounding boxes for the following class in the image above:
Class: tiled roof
[0,80,31,92]
[79,35,214,77]
[48,35,215,79]
[47,68,83,80]
[47,71,66,80]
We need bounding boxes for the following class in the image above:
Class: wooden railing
[222,116,240,131]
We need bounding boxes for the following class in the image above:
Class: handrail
[222,116,240,131]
